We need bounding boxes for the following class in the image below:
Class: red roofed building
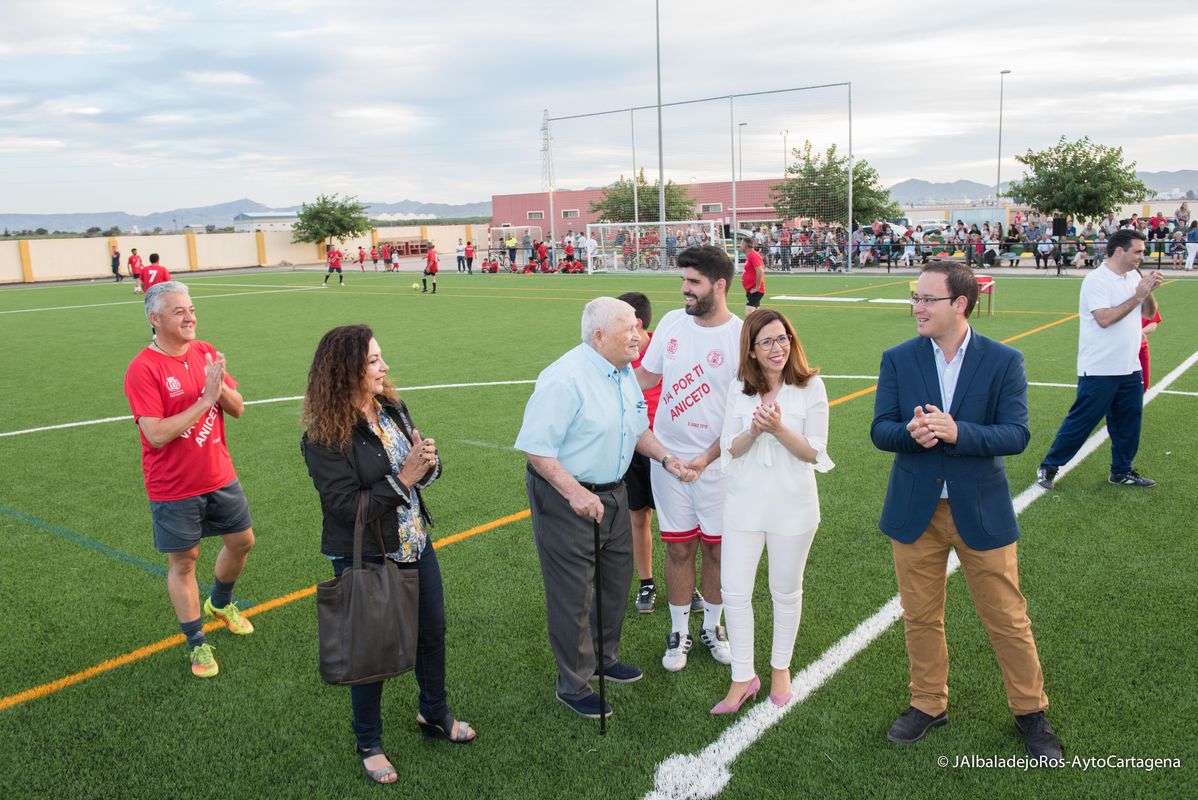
[491,178,790,236]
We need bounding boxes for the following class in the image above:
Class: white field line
[0,286,320,315]
[3,376,1145,441]
[769,295,864,303]
[0,379,538,438]
[643,348,1198,800]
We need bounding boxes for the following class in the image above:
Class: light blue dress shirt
[515,344,650,484]
[931,326,972,499]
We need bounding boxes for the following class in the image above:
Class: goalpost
[585,220,719,273]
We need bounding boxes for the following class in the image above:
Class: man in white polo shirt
[1037,229,1162,489]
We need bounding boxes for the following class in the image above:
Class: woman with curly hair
[301,324,475,785]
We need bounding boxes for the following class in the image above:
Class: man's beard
[685,289,714,317]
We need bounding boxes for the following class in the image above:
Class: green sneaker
[190,643,219,678]
[203,596,255,635]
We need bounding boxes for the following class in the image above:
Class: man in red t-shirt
[616,291,664,613]
[381,244,392,272]
[323,245,344,287]
[128,248,145,294]
[422,243,438,293]
[464,240,475,274]
[358,246,367,271]
[140,253,171,293]
[370,246,379,270]
[739,236,766,315]
[124,280,256,678]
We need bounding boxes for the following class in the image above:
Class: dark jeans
[1042,372,1143,474]
[331,545,448,750]
[457,255,466,272]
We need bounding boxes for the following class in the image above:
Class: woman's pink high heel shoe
[769,687,792,707]
[710,676,761,715]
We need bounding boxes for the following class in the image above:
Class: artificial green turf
[0,270,1194,798]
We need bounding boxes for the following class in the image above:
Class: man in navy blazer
[871,261,1061,760]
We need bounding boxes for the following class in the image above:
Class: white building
[233,211,299,233]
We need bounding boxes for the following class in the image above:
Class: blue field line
[0,503,251,607]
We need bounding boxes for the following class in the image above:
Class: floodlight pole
[996,69,1011,208]
[548,118,556,260]
[846,82,854,269]
[631,110,639,226]
[781,129,789,174]
[730,96,738,254]
[655,0,665,239]
[738,123,747,182]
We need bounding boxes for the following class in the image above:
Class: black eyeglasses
[755,334,793,349]
[909,294,954,307]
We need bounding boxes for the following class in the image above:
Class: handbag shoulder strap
[352,490,391,567]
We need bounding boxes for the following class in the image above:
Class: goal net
[584,220,719,273]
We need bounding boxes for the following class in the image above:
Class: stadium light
[996,70,1011,207]
[780,129,789,174]
[738,123,747,182]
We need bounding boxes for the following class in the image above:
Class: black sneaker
[1109,470,1156,487]
[1036,466,1058,490]
[690,589,704,613]
[886,706,948,744]
[634,583,656,614]
[1014,711,1063,760]
[556,691,612,719]
[589,661,643,683]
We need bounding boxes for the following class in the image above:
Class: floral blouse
[369,404,428,563]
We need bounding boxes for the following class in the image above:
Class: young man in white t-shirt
[1038,229,1162,490]
[637,245,743,672]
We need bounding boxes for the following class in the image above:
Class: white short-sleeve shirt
[1077,263,1143,376]
[641,309,743,457]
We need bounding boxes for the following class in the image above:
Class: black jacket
[301,397,441,559]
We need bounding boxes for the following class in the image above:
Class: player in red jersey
[422,244,438,293]
[370,246,379,270]
[124,280,256,678]
[128,248,145,293]
[358,246,367,271]
[140,253,172,293]
[464,240,475,274]
[323,244,344,287]
[739,236,765,316]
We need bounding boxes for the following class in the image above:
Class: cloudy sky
[2,0,1196,214]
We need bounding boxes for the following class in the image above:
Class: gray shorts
[150,479,253,553]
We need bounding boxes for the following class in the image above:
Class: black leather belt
[527,464,623,493]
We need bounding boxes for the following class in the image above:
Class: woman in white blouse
[711,309,833,714]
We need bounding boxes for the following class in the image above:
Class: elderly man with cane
[516,297,696,723]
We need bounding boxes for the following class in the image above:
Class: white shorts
[650,458,726,544]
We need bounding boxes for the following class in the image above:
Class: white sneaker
[662,631,693,672]
[700,625,732,665]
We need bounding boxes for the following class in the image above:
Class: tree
[152,227,163,234]
[84,226,102,237]
[102,226,122,236]
[1186,189,1195,201]
[292,193,371,245]
[588,169,696,222]
[770,141,899,226]
[34,227,48,236]
[1005,136,1150,219]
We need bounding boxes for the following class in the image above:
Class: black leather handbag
[316,492,419,685]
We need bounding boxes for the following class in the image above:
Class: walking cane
[593,516,606,736]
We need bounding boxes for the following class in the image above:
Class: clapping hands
[907,404,958,447]
[752,401,783,435]
[399,429,437,485]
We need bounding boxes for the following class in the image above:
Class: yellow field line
[0,308,1080,713]
[1000,313,1078,344]
[0,509,532,713]
[813,279,910,297]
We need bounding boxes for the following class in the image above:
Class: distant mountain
[889,171,1198,205]
[0,198,492,233]
[887,179,1000,204]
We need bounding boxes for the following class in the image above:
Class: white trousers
[1185,243,1198,270]
[721,527,817,683]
